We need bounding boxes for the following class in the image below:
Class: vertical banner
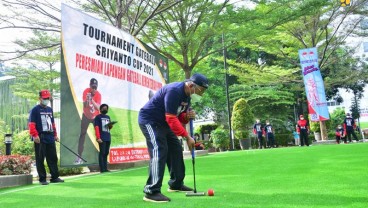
[298,48,329,122]
[60,4,169,166]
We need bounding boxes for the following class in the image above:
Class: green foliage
[350,95,361,119]
[310,121,320,133]
[274,133,294,147]
[11,130,34,156]
[195,124,218,134]
[6,30,60,106]
[210,127,230,149]
[330,108,346,130]
[58,166,84,176]
[231,98,254,139]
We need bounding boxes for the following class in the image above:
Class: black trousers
[78,114,94,156]
[300,130,309,146]
[266,133,275,147]
[346,129,358,142]
[139,123,185,194]
[257,132,265,149]
[335,136,345,144]
[98,141,111,172]
[34,141,59,182]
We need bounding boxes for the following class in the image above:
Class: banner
[60,4,168,166]
[298,48,329,122]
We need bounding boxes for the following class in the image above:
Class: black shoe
[50,178,64,183]
[143,193,170,203]
[168,185,193,193]
[40,181,49,185]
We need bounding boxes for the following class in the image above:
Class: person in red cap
[28,90,64,185]
[75,78,102,164]
[296,115,310,146]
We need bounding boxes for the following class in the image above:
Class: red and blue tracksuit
[138,82,191,194]
[28,104,59,182]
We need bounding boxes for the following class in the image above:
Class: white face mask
[41,99,50,106]
[191,93,202,103]
[190,85,203,103]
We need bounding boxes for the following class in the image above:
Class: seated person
[195,142,205,150]
[193,133,204,150]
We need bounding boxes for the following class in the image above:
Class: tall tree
[142,0,231,79]
[0,0,61,61]
[5,30,60,108]
[80,0,183,35]
[0,0,180,61]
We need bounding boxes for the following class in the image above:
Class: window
[363,42,368,53]
[327,101,342,107]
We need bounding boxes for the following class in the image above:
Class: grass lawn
[360,121,368,129]
[1,143,367,208]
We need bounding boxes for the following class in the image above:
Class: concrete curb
[0,174,33,189]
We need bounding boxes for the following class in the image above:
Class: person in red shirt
[194,133,204,150]
[75,78,101,164]
[297,115,310,146]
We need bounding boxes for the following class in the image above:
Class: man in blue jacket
[138,73,209,203]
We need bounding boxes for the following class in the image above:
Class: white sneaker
[73,157,83,165]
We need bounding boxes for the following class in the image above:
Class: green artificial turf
[1,143,367,208]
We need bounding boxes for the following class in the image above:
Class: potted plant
[231,98,254,150]
[210,127,229,151]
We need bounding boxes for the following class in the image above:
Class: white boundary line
[0,166,147,196]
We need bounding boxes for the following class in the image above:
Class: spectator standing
[293,126,300,146]
[28,90,64,185]
[264,120,276,148]
[253,119,265,149]
[297,115,310,147]
[94,104,114,173]
[343,113,358,143]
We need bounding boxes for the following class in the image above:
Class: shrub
[0,155,32,175]
[58,166,84,176]
[45,160,83,176]
[231,98,254,139]
[275,133,294,146]
[210,127,230,150]
[12,130,34,156]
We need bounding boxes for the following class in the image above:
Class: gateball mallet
[186,119,205,197]
[58,141,87,163]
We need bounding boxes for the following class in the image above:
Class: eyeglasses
[195,85,203,93]
[91,86,97,90]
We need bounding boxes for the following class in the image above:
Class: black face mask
[101,110,108,114]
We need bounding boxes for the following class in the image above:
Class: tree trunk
[116,0,123,29]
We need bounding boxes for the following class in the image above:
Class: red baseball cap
[39,90,51,99]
